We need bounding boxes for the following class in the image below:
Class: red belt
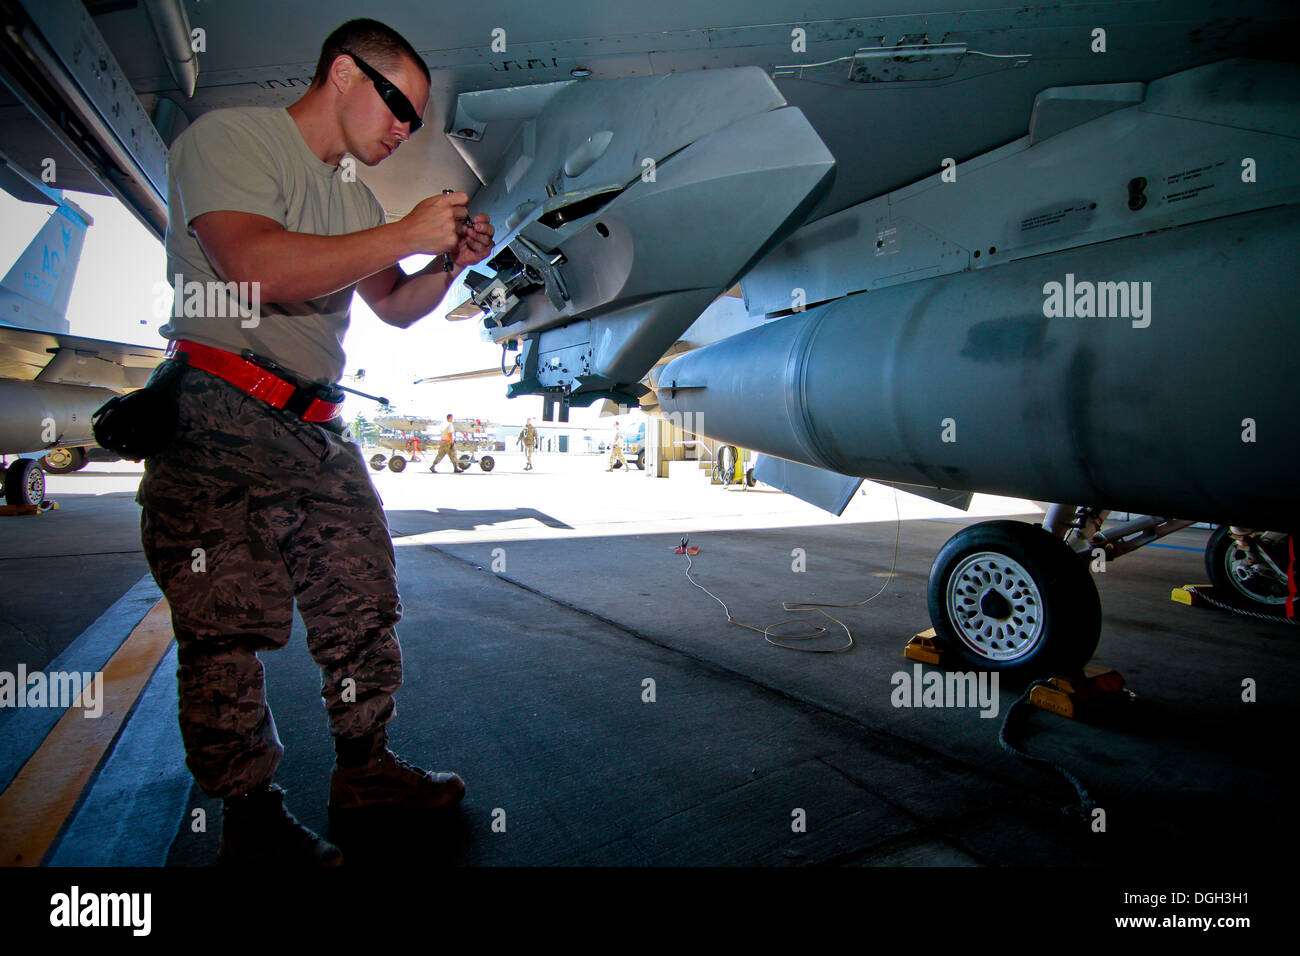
[165,339,343,423]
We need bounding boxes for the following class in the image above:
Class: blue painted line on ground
[1146,543,1204,553]
[0,574,162,794]
[47,643,189,866]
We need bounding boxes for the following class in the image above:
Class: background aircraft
[1,0,1294,671]
[0,158,166,505]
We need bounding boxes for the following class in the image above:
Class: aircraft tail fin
[0,198,93,334]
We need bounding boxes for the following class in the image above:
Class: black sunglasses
[340,49,424,134]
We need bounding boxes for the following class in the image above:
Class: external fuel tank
[658,203,1299,528]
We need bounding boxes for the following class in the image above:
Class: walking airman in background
[430,413,463,473]
[607,421,628,472]
[518,418,538,470]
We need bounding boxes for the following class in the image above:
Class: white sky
[0,190,617,430]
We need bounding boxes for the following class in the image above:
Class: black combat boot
[219,784,344,867]
[329,732,465,819]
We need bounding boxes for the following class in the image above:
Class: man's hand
[358,204,494,327]
[398,191,469,256]
[450,214,495,269]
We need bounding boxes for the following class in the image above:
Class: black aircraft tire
[927,520,1101,677]
[40,447,88,474]
[716,445,737,485]
[369,454,387,472]
[1204,525,1290,616]
[480,456,494,472]
[388,456,406,473]
[5,459,46,507]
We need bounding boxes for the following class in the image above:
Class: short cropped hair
[312,18,430,87]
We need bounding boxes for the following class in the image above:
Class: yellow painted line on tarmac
[0,598,174,866]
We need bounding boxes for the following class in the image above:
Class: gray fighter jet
[0,162,166,504]
[2,0,1295,671]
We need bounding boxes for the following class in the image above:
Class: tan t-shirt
[161,106,387,384]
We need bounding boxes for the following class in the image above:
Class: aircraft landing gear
[927,519,1101,677]
[40,447,88,474]
[1205,526,1292,616]
[387,455,407,473]
[4,459,46,507]
[369,453,387,472]
[711,444,736,485]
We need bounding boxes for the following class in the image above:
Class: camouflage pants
[609,446,626,469]
[431,440,459,470]
[137,364,402,799]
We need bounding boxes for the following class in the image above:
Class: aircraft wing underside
[0,325,165,389]
[1,0,1297,525]
[2,1,1296,232]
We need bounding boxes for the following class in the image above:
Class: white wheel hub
[946,551,1044,663]
[1225,544,1288,605]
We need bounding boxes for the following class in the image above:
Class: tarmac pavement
[1,451,1295,872]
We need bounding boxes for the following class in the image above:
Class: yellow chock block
[1030,666,1133,720]
[1171,585,1213,607]
[905,628,944,665]
[0,500,57,516]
